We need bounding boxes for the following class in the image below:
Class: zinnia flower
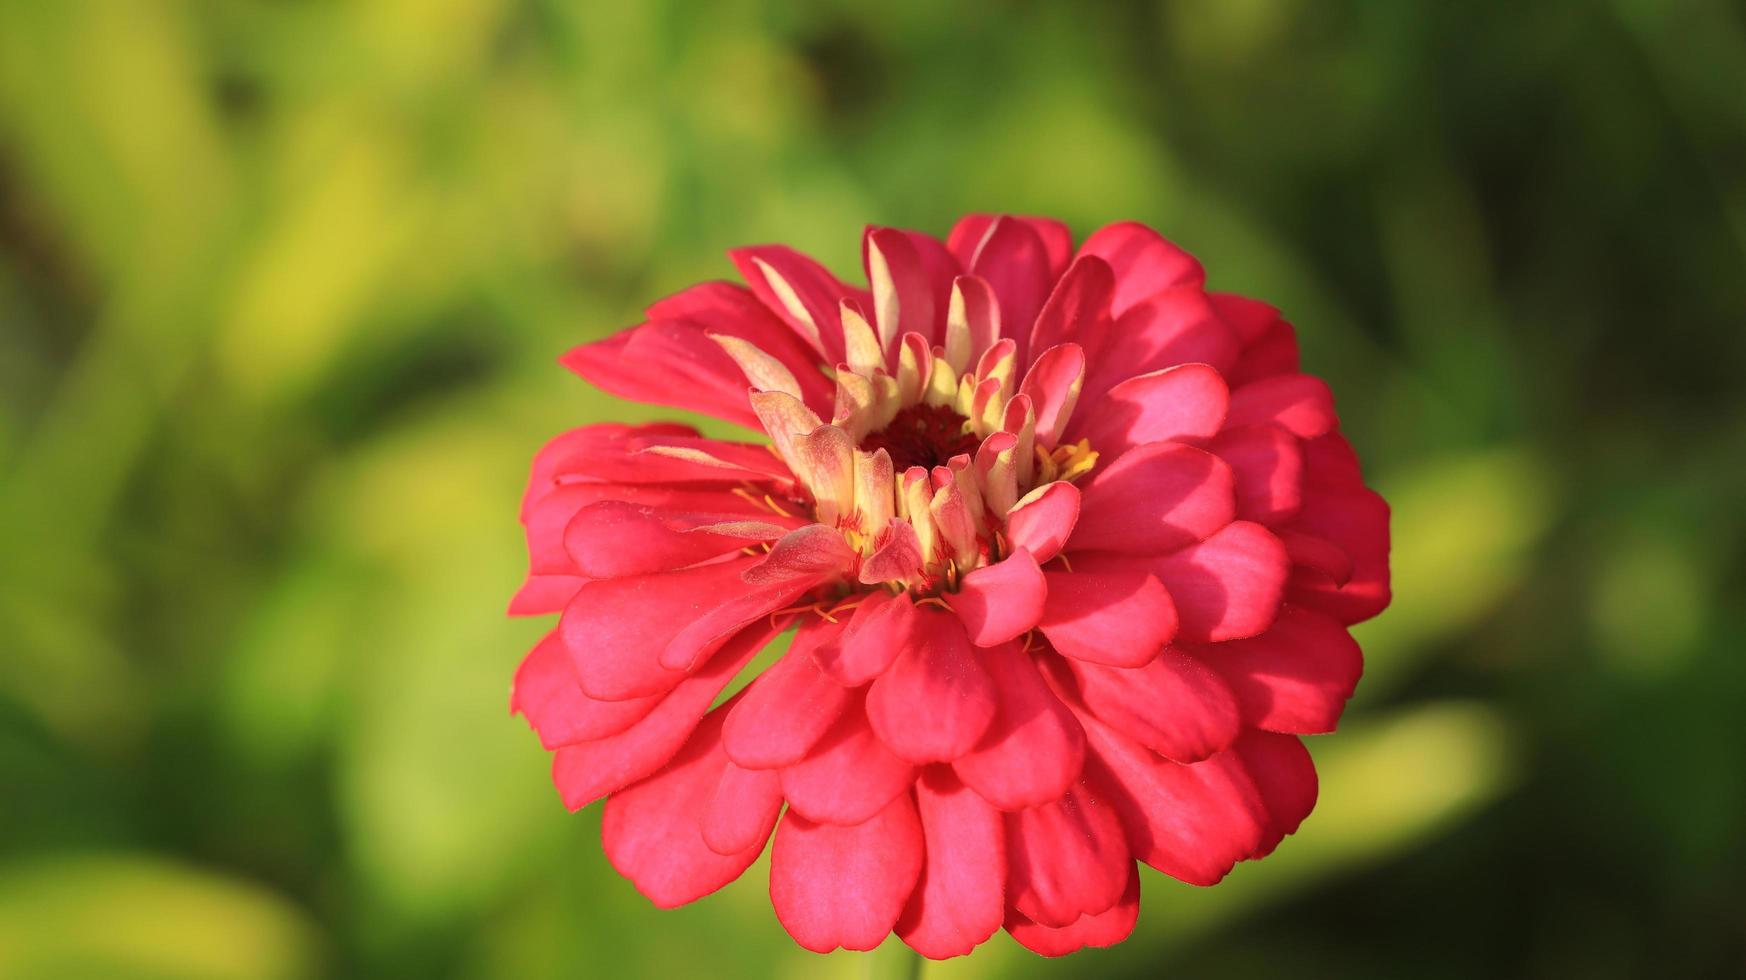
[511,215,1390,958]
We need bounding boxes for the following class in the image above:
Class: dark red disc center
[859,403,982,472]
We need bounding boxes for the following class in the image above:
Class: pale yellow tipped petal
[840,301,884,376]
[901,468,938,565]
[925,355,960,408]
[929,482,980,566]
[750,257,822,352]
[710,333,802,398]
[799,424,856,525]
[867,234,901,354]
[944,282,973,375]
[953,372,977,418]
[853,448,896,542]
[832,370,877,441]
[749,389,823,468]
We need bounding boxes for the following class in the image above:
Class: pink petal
[866,608,998,763]
[864,226,958,346]
[722,619,854,769]
[947,214,1073,282]
[1233,729,1318,858]
[812,590,915,686]
[952,216,1053,350]
[642,280,834,406]
[507,573,586,616]
[1150,520,1290,642]
[1207,291,1281,345]
[551,619,782,810]
[701,762,785,856]
[858,518,927,585]
[1284,485,1391,625]
[600,703,769,908]
[1038,567,1176,667]
[945,548,1046,647]
[1279,528,1354,586]
[563,500,787,579]
[513,632,659,748]
[1225,373,1337,439]
[1005,781,1131,927]
[561,555,763,701]
[1004,866,1140,957]
[769,794,925,953]
[1076,220,1205,314]
[562,318,810,431]
[1079,711,1267,885]
[1003,482,1080,564]
[740,524,856,586]
[1085,288,1238,403]
[954,648,1086,810]
[729,244,862,363]
[896,767,1006,959]
[1071,363,1229,459]
[780,702,916,825]
[1197,606,1363,734]
[1209,424,1305,526]
[1071,442,1236,554]
[1017,343,1086,448]
[1027,256,1114,366]
[1064,649,1241,763]
[1227,319,1301,388]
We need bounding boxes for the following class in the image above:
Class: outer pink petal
[1038,568,1176,667]
[1225,373,1337,439]
[864,226,958,345]
[1226,319,1301,388]
[1071,442,1237,554]
[600,702,772,908]
[1017,343,1087,448]
[945,548,1046,647]
[701,761,785,856]
[1076,220,1206,314]
[866,609,997,763]
[1071,363,1229,459]
[1196,606,1363,734]
[561,320,770,429]
[1004,866,1140,957]
[780,702,916,825]
[729,244,862,364]
[1234,729,1319,858]
[1284,485,1391,625]
[1027,256,1115,365]
[550,620,782,810]
[951,216,1054,351]
[1063,649,1241,763]
[947,214,1073,283]
[642,280,834,406]
[770,794,925,953]
[1210,424,1305,526]
[562,500,793,579]
[722,619,853,769]
[513,632,659,748]
[954,648,1086,811]
[560,555,771,700]
[896,767,1006,959]
[1003,482,1080,564]
[1089,288,1239,399]
[812,590,915,686]
[1079,711,1267,885]
[1149,520,1290,642]
[1005,781,1131,927]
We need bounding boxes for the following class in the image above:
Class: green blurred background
[2,1,1744,977]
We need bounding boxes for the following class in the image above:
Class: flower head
[512,215,1390,957]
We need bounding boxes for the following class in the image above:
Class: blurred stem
[865,943,924,980]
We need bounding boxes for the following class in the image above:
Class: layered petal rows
[512,215,1390,958]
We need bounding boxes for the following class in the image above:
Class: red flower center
[857,403,983,472]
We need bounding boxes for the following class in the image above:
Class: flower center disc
[858,403,982,472]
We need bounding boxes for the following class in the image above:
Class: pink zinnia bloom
[512,215,1390,958]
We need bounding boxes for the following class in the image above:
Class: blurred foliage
[2,0,1744,977]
